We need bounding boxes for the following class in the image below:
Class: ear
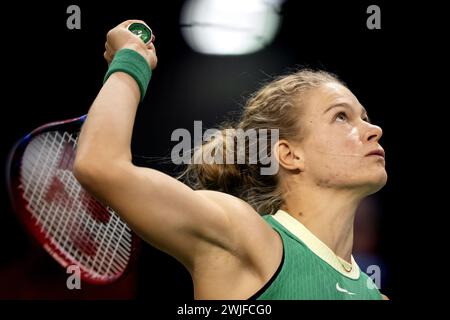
[274,139,304,172]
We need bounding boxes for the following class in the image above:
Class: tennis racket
[6,22,154,285]
[6,115,142,284]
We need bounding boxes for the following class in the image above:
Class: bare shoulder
[195,190,279,258]
[195,189,261,225]
[192,190,283,299]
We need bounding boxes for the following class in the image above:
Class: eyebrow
[323,103,371,123]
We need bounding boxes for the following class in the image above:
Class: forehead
[310,82,359,107]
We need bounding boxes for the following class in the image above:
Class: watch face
[128,22,153,44]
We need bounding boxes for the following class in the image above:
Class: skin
[277,82,387,262]
[74,20,388,299]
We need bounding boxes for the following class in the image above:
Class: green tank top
[249,212,383,300]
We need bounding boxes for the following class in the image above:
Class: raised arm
[73,21,278,273]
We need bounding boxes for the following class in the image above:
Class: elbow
[72,159,116,207]
[73,158,101,187]
[73,151,114,187]
[73,157,131,188]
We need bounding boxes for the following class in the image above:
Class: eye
[335,111,348,122]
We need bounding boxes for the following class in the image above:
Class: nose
[364,123,383,143]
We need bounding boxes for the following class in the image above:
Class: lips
[366,148,385,158]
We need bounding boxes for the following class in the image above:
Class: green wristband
[103,48,152,102]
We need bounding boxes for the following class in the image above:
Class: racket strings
[20,130,133,279]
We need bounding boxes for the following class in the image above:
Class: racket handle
[127,22,154,45]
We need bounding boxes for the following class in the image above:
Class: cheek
[305,149,357,186]
[313,126,361,155]
[305,127,367,184]
[341,127,362,153]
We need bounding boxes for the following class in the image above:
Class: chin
[364,171,388,195]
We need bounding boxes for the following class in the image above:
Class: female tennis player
[74,20,389,300]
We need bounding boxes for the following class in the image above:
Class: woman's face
[299,82,387,195]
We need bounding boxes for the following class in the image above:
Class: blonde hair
[179,69,344,215]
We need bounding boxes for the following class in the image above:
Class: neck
[281,181,362,263]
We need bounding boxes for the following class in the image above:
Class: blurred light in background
[180,0,284,55]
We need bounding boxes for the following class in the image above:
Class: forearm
[76,71,141,167]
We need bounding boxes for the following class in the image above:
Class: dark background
[0,0,440,308]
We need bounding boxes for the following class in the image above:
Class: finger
[146,42,156,51]
[103,51,112,63]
